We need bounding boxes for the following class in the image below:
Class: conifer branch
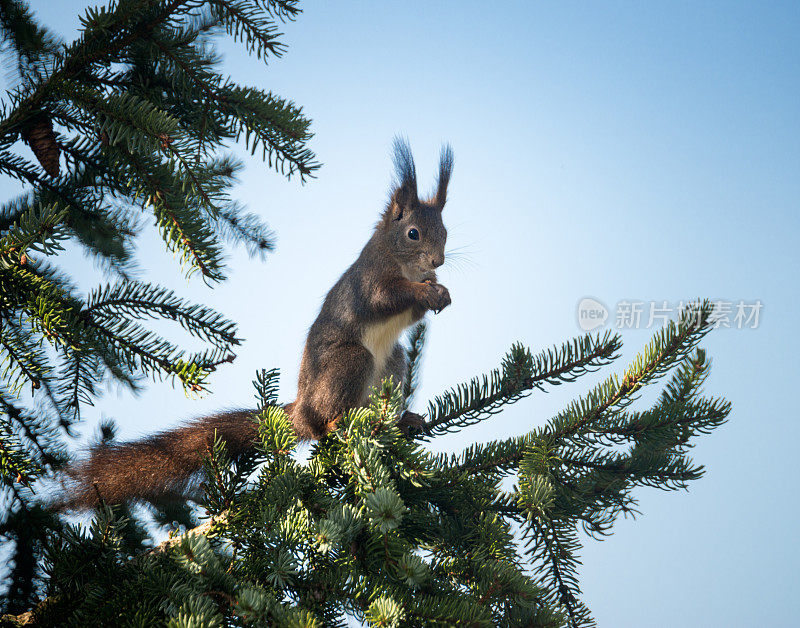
[85,282,239,349]
[422,332,621,438]
[0,0,59,74]
[151,511,228,554]
[402,322,426,408]
[0,0,188,133]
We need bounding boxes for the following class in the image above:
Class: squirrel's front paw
[422,282,451,314]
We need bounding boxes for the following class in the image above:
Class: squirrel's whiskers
[443,244,478,275]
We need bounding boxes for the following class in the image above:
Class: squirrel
[58,138,453,510]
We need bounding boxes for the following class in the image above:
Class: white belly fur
[361,309,414,385]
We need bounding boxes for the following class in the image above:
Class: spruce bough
[7,303,728,627]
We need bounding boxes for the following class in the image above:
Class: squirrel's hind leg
[292,343,375,439]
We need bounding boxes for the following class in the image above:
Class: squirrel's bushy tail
[56,410,258,511]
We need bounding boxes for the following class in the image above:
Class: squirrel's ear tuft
[433,143,454,212]
[386,136,418,221]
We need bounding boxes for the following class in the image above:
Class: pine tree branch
[85,282,239,349]
[402,322,426,408]
[0,0,189,134]
[151,511,228,554]
[206,0,288,60]
[0,0,60,75]
[109,142,223,280]
[528,518,593,628]
[448,303,717,477]
[0,394,63,487]
[422,332,620,438]
[548,303,714,443]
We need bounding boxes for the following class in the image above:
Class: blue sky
[4,1,800,625]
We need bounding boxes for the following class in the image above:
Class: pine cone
[22,114,60,177]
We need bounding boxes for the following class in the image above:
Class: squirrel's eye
[407,228,420,241]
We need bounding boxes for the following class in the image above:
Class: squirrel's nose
[431,255,444,268]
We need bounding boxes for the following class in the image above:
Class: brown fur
[58,411,257,510]
[59,139,453,509]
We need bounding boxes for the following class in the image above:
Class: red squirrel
[59,139,453,509]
